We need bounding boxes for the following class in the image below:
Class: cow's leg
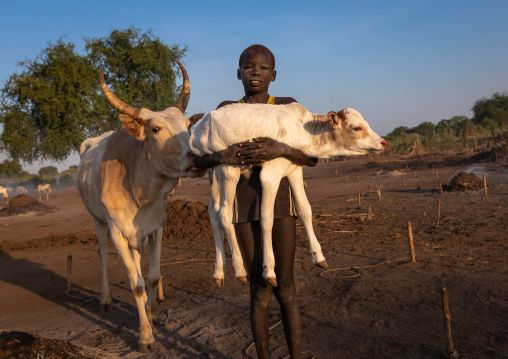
[110,227,156,353]
[94,218,114,312]
[209,198,226,287]
[286,166,327,269]
[259,160,290,287]
[146,228,162,327]
[216,165,248,284]
[130,246,148,306]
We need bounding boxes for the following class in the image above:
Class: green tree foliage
[0,39,97,162]
[0,26,186,163]
[472,92,508,129]
[38,165,58,177]
[85,26,187,113]
[410,121,435,137]
[0,159,22,176]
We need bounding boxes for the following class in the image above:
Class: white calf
[0,186,8,198]
[191,103,386,286]
[38,184,52,201]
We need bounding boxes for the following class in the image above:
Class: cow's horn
[173,59,190,113]
[99,67,140,119]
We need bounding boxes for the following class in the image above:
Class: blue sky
[1,0,507,173]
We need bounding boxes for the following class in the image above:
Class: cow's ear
[327,111,341,128]
[120,114,145,140]
[189,113,204,127]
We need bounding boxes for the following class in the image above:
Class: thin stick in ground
[407,221,416,263]
[441,287,459,359]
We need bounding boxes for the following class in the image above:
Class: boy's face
[237,49,276,95]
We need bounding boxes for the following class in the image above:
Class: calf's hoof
[317,260,328,269]
[265,277,278,287]
[214,278,224,287]
[237,276,249,285]
[138,341,158,353]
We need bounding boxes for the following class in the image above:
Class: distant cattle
[0,186,8,198]
[77,60,204,352]
[15,186,27,195]
[38,184,52,201]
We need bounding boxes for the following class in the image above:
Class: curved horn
[99,67,140,119]
[173,59,190,113]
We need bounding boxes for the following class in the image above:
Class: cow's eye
[152,126,160,134]
[353,126,362,131]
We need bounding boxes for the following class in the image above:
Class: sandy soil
[0,153,507,359]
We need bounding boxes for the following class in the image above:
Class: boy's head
[238,44,275,69]
[237,44,277,95]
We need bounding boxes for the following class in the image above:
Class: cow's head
[327,108,386,156]
[99,60,204,178]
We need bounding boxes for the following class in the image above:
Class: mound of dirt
[0,194,58,217]
[163,199,213,243]
[0,331,95,359]
[442,171,486,191]
[7,194,38,207]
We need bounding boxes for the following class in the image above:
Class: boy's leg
[272,216,302,359]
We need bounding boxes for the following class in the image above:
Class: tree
[39,166,58,177]
[0,159,22,176]
[0,27,187,163]
[410,121,436,137]
[386,126,410,138]
[85,27,187,113]
[472,92,508,129]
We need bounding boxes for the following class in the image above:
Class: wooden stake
[436,200,441,227]
[367,205,372,220]
[357,190,361,208]
[483,174,488,197]
[436,169,439,178]
[67,255,73,292]
[439,180,443,194]
[402,175,405,186]
[441,288,459,358]
[377,188,381,200]
[407,222,416,263]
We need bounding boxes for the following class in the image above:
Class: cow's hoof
[214,278,224,287]
[317,260,328,269]
[100,303,114,312]
[237,276,249,285]
[265,277,277,287]
[138,341,157,353]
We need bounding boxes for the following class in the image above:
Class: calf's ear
[327,111,341,128]
[120,114,145,141]
[189,113,205,126]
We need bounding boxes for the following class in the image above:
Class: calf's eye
[353,127,362,131]
[152,126,160,134]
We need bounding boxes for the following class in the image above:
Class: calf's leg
[286,166,327,268]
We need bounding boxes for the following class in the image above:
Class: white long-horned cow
[190,103,386,287]
[38,184,52,201]
[77,60,204,353]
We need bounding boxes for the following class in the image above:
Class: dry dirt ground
[0,153,507,359]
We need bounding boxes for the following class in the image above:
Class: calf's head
[100,60,204,178]
[327,108,386,155]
